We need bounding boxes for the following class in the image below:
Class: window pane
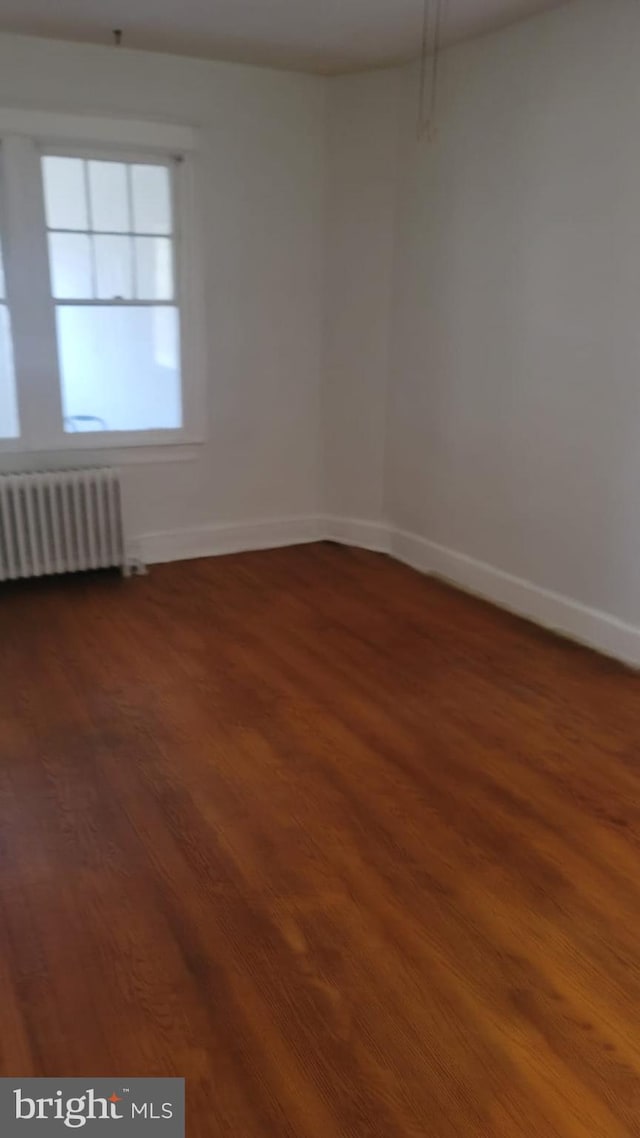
[95,235,132,299]
[0,305,19,439]
[135,237,173,300]
[57,306,181,432]
[132,164,171,234]
[48,233,93,299]
[42,157,88,230]
[88,161,129,232]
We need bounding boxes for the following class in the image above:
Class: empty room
[0,0,638,1133]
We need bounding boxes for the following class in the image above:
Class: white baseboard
[392,528,640,669]
[137,515,323,565]
[321,515,391,553]
[134,514,640,668]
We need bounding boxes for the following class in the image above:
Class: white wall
[0,32,326,550]
[323,70,400,527]
[319,0,640,661]
[380,0,640,641]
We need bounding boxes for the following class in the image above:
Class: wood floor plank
[1,542,639,1136]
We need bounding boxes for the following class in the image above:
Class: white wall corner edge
[134,516,640,669]
[321,515,392,553]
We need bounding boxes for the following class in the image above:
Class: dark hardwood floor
[1,542,639,1136]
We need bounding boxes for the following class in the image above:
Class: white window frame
[0,109,207,460]
[0,147,19,447]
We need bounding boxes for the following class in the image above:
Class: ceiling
[0,0,571,74]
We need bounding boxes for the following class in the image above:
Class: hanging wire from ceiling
[418,0,445,141]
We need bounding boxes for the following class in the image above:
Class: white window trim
[0,109,196,154]
[0,108,207,460]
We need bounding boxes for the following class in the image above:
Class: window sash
[44,228,174,238]
[0,297,20,445]
[43,151,179,307]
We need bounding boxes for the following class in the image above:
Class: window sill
[0,441,203,471]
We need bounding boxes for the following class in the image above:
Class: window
[0,187,19,441]
[0,112,203,455]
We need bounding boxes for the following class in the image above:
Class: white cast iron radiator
[0,468,129,581]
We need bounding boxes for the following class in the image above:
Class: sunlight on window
[42,155,181,434]
[0,237,19,440]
